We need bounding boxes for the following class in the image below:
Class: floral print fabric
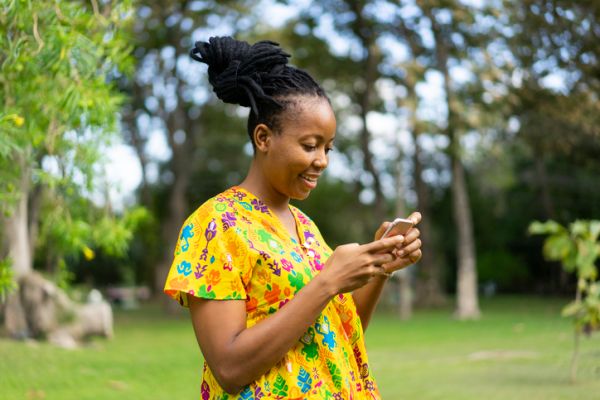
[164,186,381,400]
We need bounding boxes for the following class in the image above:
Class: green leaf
[528,220,565,235]
[0,258,17,302]
[576,239,598,278]
[589,221,600,242]
[570,220,589,237]
[586,283,600,298]
[584,294,600,309]
[542,234,574,262]
[561,301,582,317]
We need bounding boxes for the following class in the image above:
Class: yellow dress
[164,186,381,400]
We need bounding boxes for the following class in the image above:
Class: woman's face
[258,97,336,200]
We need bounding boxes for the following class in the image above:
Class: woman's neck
[239,160,290,215]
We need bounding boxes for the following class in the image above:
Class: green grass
[1,296,599,399]
[370,296,600,400]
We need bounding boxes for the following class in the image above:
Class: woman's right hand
[318,235,405,295]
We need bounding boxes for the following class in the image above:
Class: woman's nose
[313,149,328,169]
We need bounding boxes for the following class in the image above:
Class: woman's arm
[188,236,403,394]
[352,212,423,331]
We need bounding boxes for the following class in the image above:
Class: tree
[415,0,496,319]
[303,1,413,316]
[498,0,600,291]
[279,1,424,316]
[529,220,600,382]
[393,10,448,308]
[0,1,139,296]
[120,1,256,308]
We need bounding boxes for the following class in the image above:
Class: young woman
[164,36,422,400]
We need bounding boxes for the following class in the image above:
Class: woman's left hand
[374,211,422,273]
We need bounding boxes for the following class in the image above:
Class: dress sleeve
[163,208,248,307]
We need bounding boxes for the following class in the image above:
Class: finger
[362,235,404,254]
[402,227,420,244]
[374,221,392,240]
[408,211,422,225]
[397,239,422,258]
[371,252,395,266]
[408,249,422,262]
[382,256,408,271]
[382,249,422,272]
[367,265,391,279]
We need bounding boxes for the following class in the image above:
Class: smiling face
[254,96,336,201]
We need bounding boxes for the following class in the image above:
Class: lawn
[1,296,599,399]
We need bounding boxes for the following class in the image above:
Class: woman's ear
[253,124,273,153]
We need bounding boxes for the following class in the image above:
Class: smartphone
[381,217,414,239]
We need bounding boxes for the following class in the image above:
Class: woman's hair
[190,36,329,145]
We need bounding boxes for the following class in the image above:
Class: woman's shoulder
[185,187,241,224]
[180,187,261,244]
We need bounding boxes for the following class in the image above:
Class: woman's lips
[300,174,318,189]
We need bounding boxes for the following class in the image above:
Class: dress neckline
[230,185,304,247]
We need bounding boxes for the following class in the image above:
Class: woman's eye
[325,147,334,154]
[303,144,317,151]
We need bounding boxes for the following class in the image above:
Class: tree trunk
[27,183,43,264]
[357,42,385,221]
[122,83,153,209]
[394,13,448,308]
[412,131,447,307]
[424,5,480,318]
[4,158,32,278]
[451,155,480,319]
[135,11,194,313]
[154,107,193,313]
[154,168,189,309]
[393,138,413,319]
[445,64,479,319]
[345,0,385,222]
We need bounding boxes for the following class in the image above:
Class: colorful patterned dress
[164,186,381,400]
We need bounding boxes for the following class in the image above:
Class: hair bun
[191,36,291,112]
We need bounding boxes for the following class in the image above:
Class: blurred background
[1,0,599,399]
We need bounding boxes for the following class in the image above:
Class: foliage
[0,1,141,287]
[0,258,16,301]
[477,250,529,290]
[529,220,600,331]
[115,0,600,301]
[2,0,590,298]
[529,219,600,380]
[0,0,134,208]
[38,200,151,286]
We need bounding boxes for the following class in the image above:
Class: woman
[164,37,422,400]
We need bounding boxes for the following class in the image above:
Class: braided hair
[191,36,329,146]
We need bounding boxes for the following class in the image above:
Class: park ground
[1,296,599,400]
